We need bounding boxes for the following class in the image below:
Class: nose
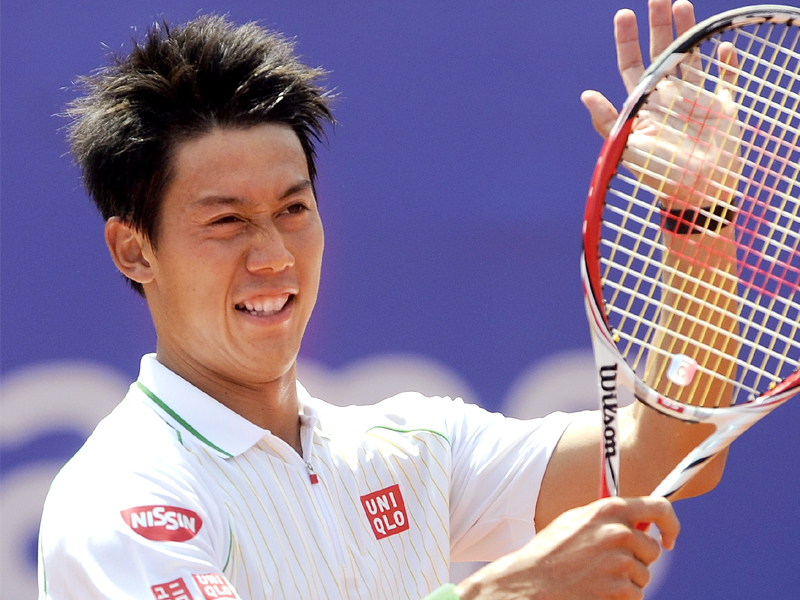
[245,223,294,273]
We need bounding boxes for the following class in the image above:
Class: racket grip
[636,522,650,532]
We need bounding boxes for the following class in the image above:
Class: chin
[242,349,298,380]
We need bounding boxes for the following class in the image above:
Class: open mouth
[235,294,293,317]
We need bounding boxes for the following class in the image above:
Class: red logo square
[360,484,409,540]
[192,573,238,600]
[151,578,191,600]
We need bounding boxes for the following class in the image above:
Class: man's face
[142,123,324,386]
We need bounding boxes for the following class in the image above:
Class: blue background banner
[2,1,798,598]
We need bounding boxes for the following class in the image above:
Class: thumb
[581,90,618,139]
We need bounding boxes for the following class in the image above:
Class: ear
[104,217,154,285]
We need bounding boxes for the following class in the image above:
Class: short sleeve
[38,449,239,600]
[446,400,575,562]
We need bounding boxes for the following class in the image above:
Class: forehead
[165,123,310,207]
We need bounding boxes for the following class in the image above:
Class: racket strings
[722,24,800,390]
[599,254,799,365]
[693,24,800,398]
[623,37,740,405]
[634,39,739,373]
[599,241,800,379]
[624,133,800,206]
[600,19,800,406]
[598,227,800,341]
[657,23,794,401]
[604,64,703,368]
[610,325,760,388]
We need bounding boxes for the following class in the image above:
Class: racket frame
[582,4,800,500]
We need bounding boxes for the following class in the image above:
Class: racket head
[583,5,800,496]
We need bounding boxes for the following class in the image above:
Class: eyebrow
[190,179,314,209]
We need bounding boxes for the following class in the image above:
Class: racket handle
[636,522,650,532]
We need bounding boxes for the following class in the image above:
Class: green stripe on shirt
[136,381,234,458]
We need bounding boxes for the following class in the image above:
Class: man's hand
[581,0,699,139]
[582,0,743,210]
[455,497,679,600]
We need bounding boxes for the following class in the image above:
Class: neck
[154,348,303,455]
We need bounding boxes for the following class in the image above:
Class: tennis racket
[583,4,800,501]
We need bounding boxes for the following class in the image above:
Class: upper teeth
[241,295,289,315]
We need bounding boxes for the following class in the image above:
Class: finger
[648,0,674,61]
[717,41,739,90]
[621,497,681,550]
[672,0,697,37]
[581,90,619,139]
[615,9,645,93]
[602,518,662,566]
[630,528,663,566]
[627,556,652,589]
[671,1,704,86]
[647,503,680,551]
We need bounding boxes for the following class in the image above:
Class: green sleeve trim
[423,584,459,600]
[136,381,234,458]
[223,523,234,571]
[365,426,450,445]
[39,535,47,595]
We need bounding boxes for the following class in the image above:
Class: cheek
[289,231,323,313]
[306,228,325,283]
[157,241,239,298]
[294,220,324,266]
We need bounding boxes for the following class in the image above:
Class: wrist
[660,202,737,235]
[453,559,508,600]
[424,583,461,600]
[454,578,479,600]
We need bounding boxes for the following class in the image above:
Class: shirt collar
[133,354,319,458]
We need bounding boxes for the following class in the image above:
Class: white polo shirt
[38,354,574,600]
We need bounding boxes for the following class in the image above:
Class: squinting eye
[285,203,309,214]
[212,215,242,225]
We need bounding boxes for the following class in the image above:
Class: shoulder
[42,392,227,549]
[38,393,233,597]
[51,391,197,488]
[308,390,464,441]
[305,386,575,449]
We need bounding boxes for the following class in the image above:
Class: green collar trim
[136,381,234,458]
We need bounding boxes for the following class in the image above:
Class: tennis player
[38,1,724,599]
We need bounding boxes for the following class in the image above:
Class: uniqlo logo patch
[360,484,409,540]
[151,578,191,600]
[192,573,237,600]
